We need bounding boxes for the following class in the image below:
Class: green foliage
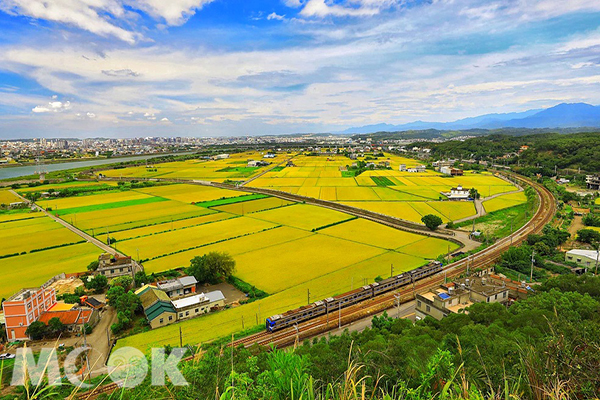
[583,213,600,227]
[135,271,149,286]
[86,260,99,271]
[227,276,267,302]
[112,275,133,290]
[25,321,47,340]
[577,228,600,244]
[84,274,108,293]
[421,214,443,230]
[107,286,141,334]
[468,187,480,199]
[47,317,66,337]
[58,293,81,304]
[187,251,236,284]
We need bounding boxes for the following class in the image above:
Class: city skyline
[2,0,600,138]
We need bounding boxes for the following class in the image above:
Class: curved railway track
[228,172,555,349]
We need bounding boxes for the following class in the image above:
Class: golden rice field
[0,243,102,301]
[0,217,83,256]
[70,200,213,232]
[210,197,293,214]
[396,237,459,259]
[483,191,527,213]
[0,189,20,205]
[110,212,236,241]
[117,217,277,260]
[142,226,313,273]
[37,190,152,210]
[319,218,425,249]
[134,184,243,203]
[101,151,286,182]
[248,203,351,231]
[116,249,427,352]
[17,181,118,193]
[0,210,44,223]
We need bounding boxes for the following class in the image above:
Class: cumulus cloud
[267,12,286,20]
[160,117,169,122]
[32,100,71,113]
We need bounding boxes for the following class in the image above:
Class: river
[0,152,193,180]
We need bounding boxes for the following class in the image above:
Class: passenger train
[266,260,443,332]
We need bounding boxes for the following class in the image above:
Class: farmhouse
[37,308,99,333]
[156,276,198,299]
[2,287,57,341]
[565,249,599,270]
[172,291,225,321]
[136,284,226,328]
[96,253,135,278]
[416,275,509,321]
[136,285,177,329]
[442,185,470,200]
[439,166,464,176]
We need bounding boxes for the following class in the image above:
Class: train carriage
[266,260,443,333]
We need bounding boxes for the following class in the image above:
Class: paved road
[241,155,294,186]
[9,190,123,257]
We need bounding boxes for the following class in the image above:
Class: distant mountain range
[339,103,600,134]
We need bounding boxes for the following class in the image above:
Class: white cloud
[0,0,138,43]
[160,117,169,121]
[300,0,382,17]
[86,112,96,118]
[0,0,215,43]
[126,0,214,25]
[267,12,286,20]
[31,100,71,113]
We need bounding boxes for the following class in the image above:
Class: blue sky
[1,0,600,138]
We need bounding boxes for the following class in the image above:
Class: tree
[26,321,47,340]
[421,214,443,231]
[47,317,66,337]
[583,214,600,227]
[577,229,600,244]
[134,271,149,286]
[187,251,236,284]
[469,188,480,199]
[106,285,126,305]
[85,274,108,293]
[87,260,99,271]
[112,275,133,290]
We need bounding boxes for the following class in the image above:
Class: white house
[443,185,470,200]
[565,249,599,269]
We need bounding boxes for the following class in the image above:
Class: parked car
[0,353,15,360]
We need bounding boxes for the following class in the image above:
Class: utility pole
[391,264,394,278]
[595,242,600,275]
[530,250,535,282]
[394,294,401,318]
[338,302,341,328]
[241,315,244,330]
[510,219,514,245]
[179,326,183,347]
[307,288,310,305]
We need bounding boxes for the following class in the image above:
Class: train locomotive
[266,261,442,332]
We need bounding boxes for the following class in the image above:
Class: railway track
[228,172,556,349]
